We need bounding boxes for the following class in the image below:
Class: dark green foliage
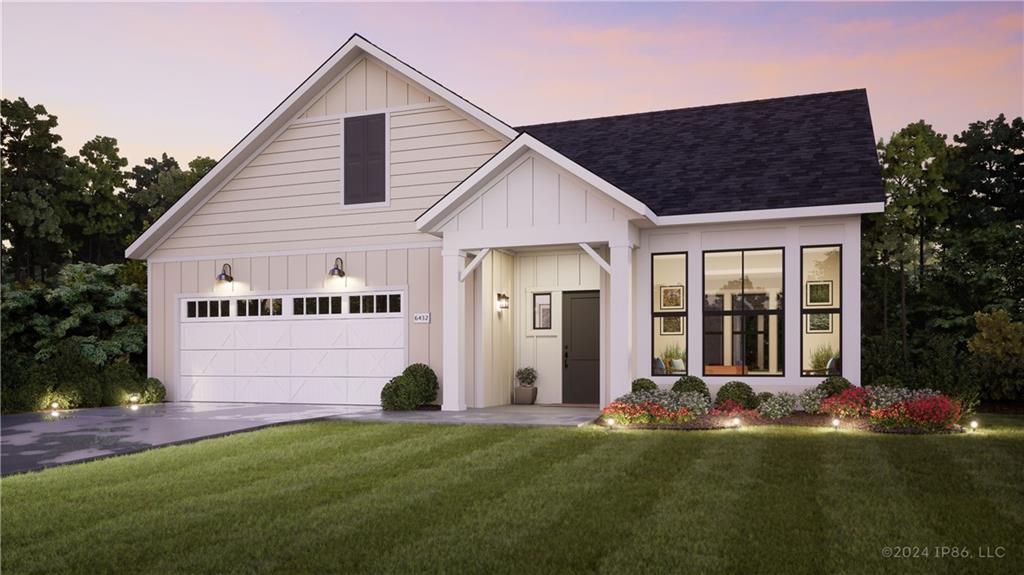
[101,361,142,406]
[863,115,1023,401]
[380,375,419,411]
[672,375,710,399]
[631,378,657,393]
[402,363,439,405]
[817,376,853,398]
[756,391,774,407]
[715,380,757,408]
[871,375,904,388]
[969,310,1024,399]
[28,341,105,408]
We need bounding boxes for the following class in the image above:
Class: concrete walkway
[330,404,600,427]
[0,402,368,476]
[1,403,598,475]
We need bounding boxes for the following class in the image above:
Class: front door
[562,291,600,404]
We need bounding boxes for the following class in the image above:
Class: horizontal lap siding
[152,105,506,260]
[149,248,444,402]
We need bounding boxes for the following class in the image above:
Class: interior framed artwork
[660,285,685,310]
[806,313,832,334]
[805,280,833,307]
[660,315,684,335]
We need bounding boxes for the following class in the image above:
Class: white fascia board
[126,34,517,260]
[416,133,659,233]
[653,201,884,226]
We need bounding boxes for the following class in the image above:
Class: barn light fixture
[216,263,234,283]
[329,257,346,278]
[496,293,510,311]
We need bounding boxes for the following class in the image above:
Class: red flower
[820,387,869,418]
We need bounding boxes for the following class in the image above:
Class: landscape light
[50,401,59,410]
[970,420,978,431]
[605,418,615,427]
[732,417,741,427]
[832,418,840,430]
[129,394,140,404]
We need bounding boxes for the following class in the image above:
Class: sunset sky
[3,2,1021,166]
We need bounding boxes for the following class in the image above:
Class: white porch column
[442,249,467,411]
[609,241,634,401]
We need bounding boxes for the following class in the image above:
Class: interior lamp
[329,257,345,278]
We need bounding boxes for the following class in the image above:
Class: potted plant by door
[513,367,538,405]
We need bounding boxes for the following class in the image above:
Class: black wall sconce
[329,257,345,278]
[216,263,233,283]
[496,292,510,311]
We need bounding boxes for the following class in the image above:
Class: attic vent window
[342,113,387,205]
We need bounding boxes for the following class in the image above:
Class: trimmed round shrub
[141,378,166,404]
[715,380,757,409]
[403,363,439,405]
[759,392,798,420]
[756,391,774,407]
[381,375,419,410]
[631,378,657,393]
[817,376,854,398]
[871,375,904,388]
[672,375,710,399]
[798,387,828,414]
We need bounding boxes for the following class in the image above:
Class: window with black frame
[703,249,784,376]
[801,245,842,376]
[652,253,687,376]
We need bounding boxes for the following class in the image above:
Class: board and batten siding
[440,152,638,235]
[148,247,444,402]
[514,250,603,405]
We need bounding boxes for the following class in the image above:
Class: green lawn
[3,417,1023,574]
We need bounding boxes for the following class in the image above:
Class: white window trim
[339,110,391,210]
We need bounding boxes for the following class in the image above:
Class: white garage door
[178,291,405,405]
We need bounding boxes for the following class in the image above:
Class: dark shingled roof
[517,89,883,217]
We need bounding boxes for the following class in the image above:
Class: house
[126,34,884,410]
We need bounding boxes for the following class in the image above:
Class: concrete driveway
[1,402,374,475]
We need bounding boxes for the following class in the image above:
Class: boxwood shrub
[715,380,757,408]
[381,375,419,411]
[756,391,774,407]
[817,376,853,398]
[403,363,439,405]
[672,375,710,399]
[631,378,657,393]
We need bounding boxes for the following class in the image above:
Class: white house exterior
[127,35,884,410]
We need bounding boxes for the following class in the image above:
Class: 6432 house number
[413,313,431,324]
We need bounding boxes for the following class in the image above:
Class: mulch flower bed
[598,412,962,433]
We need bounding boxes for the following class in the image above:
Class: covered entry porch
[440,240,632,411]
[415,134,661,412]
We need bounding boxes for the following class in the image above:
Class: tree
[0,98,72,279]
[125,155,215,242]
[123,153,179,240]
[938,115,1024,321]
[63,136,130,264]
[876,122,951,288]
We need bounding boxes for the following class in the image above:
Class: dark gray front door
[562,291,600,404]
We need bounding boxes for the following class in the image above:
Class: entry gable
[416,134,657,235]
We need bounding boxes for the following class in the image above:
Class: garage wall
[149,246,443,401]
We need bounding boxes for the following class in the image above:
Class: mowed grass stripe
[194,425,577,573]
[0,422,415,548]
[818,433,947,574]
[720,430,831,574]
[4,423,513,575]
[143,423,524,575]
[379,428,686,574]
